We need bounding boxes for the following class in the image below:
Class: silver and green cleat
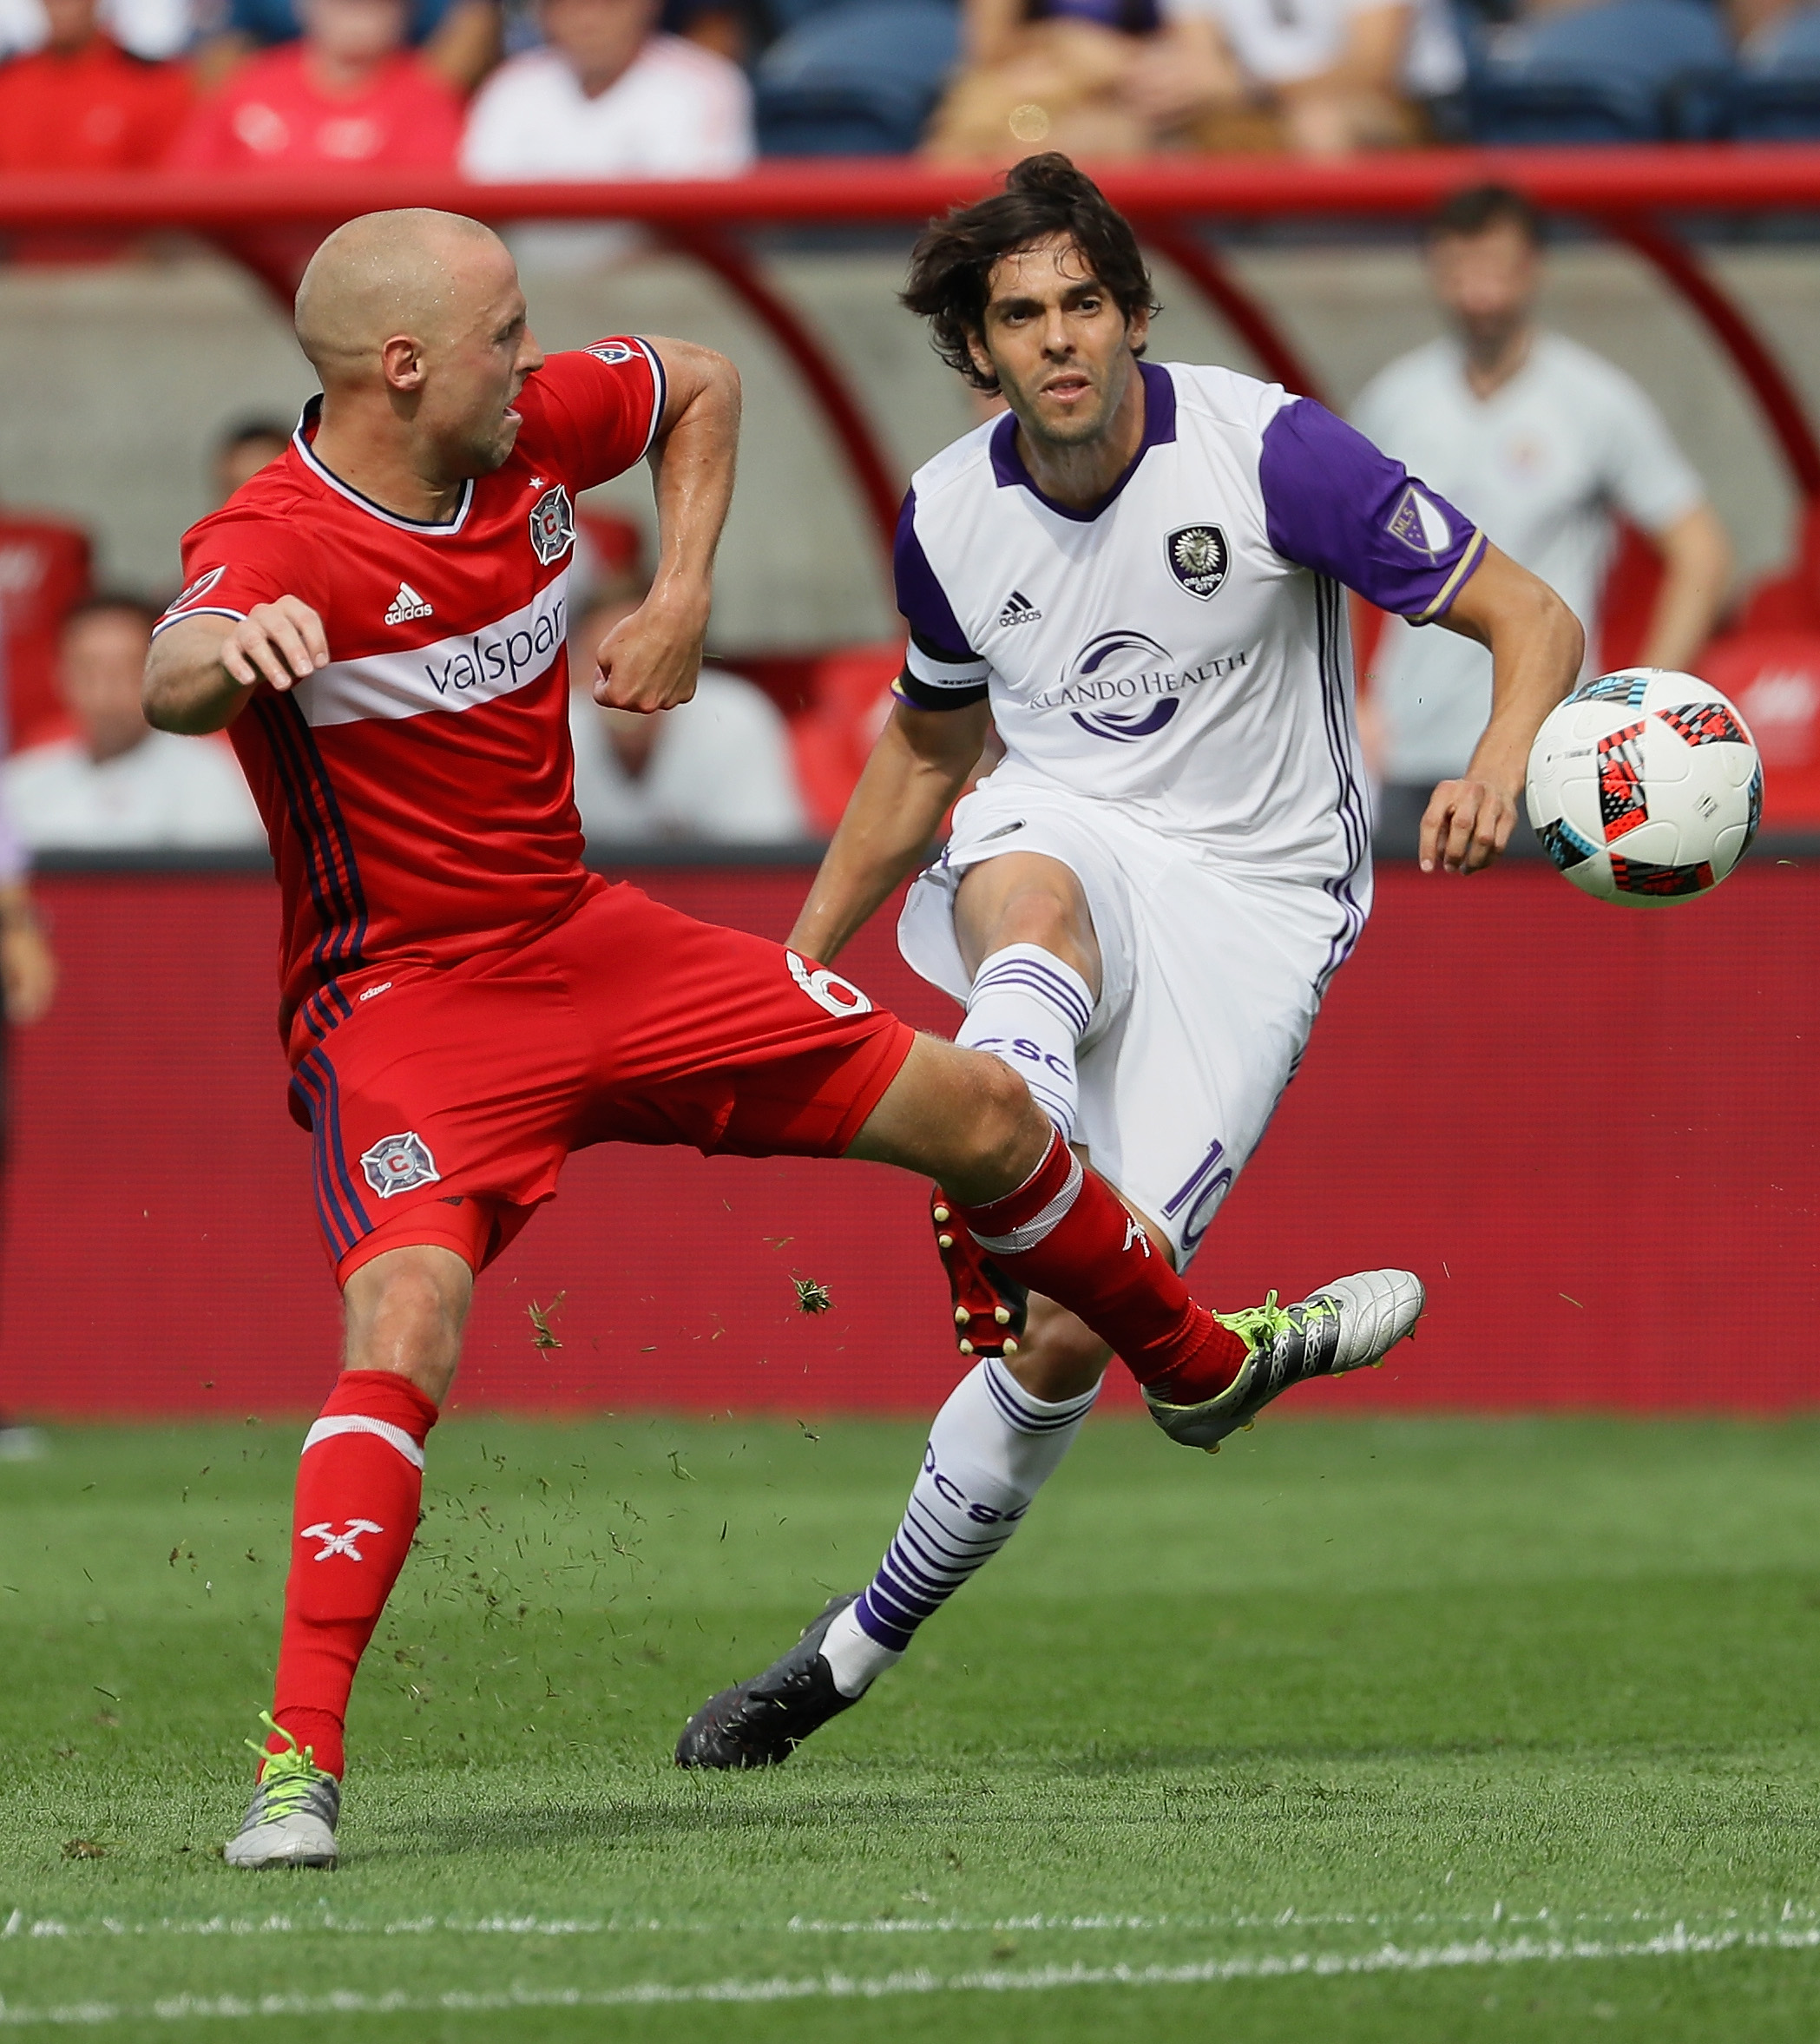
[223,1713,340,1870]
[1144,1269,1424,1451]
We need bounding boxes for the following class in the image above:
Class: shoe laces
[243,1711,332,1817]
[1213,1291,1335,1355]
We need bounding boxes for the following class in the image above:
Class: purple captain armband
[1259,398,1487,623]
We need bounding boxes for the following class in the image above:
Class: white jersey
[1352,332,1704,782]
[895,359,1486,899]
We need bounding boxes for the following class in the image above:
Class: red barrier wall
[3,858,1815,1419]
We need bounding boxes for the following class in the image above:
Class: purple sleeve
[1259,399,1488,623]
[892,490,989,712]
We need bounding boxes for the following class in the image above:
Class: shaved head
[295,209,509,384]
[295,208,545,486]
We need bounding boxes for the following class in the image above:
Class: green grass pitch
[6,1411,1820,2041]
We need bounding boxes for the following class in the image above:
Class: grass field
[5,1411,1820,2041]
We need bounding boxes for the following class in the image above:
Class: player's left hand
[1420,777,1519,874]
[592,581,710,714]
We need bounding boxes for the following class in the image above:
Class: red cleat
[930,1184,1029,1360]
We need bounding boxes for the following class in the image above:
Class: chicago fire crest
[529,483,575,567]
[359,1131,441,1199]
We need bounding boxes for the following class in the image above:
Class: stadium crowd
[0,0,1819,180]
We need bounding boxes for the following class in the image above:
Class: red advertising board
[3,858,1813,1419]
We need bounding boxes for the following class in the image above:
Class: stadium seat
[786,642,901,832]
[755,0,960,154]
[1595,522,1665,672]
[1692,7,1820,136]
[1699,630,1820,825]
[1733,501,1820,636]
[1466,0,1731,142]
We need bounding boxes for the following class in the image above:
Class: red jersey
[170,44,460,171]
[0,510,91,750]
[156,338,666,1050]
[0,37,191,172]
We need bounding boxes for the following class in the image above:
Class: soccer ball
[1525,669,1762,906]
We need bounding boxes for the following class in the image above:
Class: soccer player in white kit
[676,155,1582,1769]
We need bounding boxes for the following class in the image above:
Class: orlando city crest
[529,483,575,567]
[1166,524,1230,601]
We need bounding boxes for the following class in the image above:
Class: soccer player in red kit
[146,208,1420,1869]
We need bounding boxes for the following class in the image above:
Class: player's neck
[1012,360,1147,513]
[1462,321,1534,401]
[311,401,468,525]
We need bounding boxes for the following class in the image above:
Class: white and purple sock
[818,1358,1100,1699]
[956,943,1094,1143]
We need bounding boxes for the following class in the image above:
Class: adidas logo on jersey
[384,582,434,625]
[996,590,1042,628]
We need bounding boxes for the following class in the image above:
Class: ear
[1125,304,1151,355]
[378,334,428,393]
[963,326,998,391]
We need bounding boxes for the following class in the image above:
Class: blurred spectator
[194,0,499,95]
[0,774,56,1464]
[568,585,807,845]
[927,0,1459,154]
[924,0,1164,158]
[0,503,90,753]
[0,0,192,61]
[1131,0,1462,151]
[1351,184,1731,831]
[213,417,293,505]
[0,812,54,1025]
[463,0,752,266]
[3,595,265,851]
[172,0,463,170]
[0,0,191,171]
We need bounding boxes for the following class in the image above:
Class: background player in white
[1352,182,1731,846]
[678,154,1583,1770]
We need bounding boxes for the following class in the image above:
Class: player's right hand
[220,597,330,692]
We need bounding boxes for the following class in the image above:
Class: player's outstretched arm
[593,336,739,716]
[1422,543,1583,876]
[143,602,329,735]
[789,700,993,964]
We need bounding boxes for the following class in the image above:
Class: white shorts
[897,778,1368,1267]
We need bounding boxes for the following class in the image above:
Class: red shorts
[286,884,916,1286]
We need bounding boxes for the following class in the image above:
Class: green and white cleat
[223,1714,340,1870]
[1145,1269,1424,1452]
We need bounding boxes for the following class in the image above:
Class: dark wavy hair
[901,154,1159,393]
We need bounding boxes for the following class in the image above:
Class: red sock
[266,1370,438,1780]
[953,1134,1247,1403]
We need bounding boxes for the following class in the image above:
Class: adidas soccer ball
[1526,669,1762,905]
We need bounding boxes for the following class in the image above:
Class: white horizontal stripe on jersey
[293,571,569,728]
[904,635,989,689]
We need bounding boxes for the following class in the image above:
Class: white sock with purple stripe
[956,943,1093,1143]
[818,1358,1100,1699]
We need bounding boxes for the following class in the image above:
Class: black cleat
[675,1592,865,1769]
[931,1185,1028,1360]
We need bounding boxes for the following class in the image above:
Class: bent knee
[961,1051,1048,1179]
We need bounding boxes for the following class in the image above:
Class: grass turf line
[4,1413,1820,2041]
